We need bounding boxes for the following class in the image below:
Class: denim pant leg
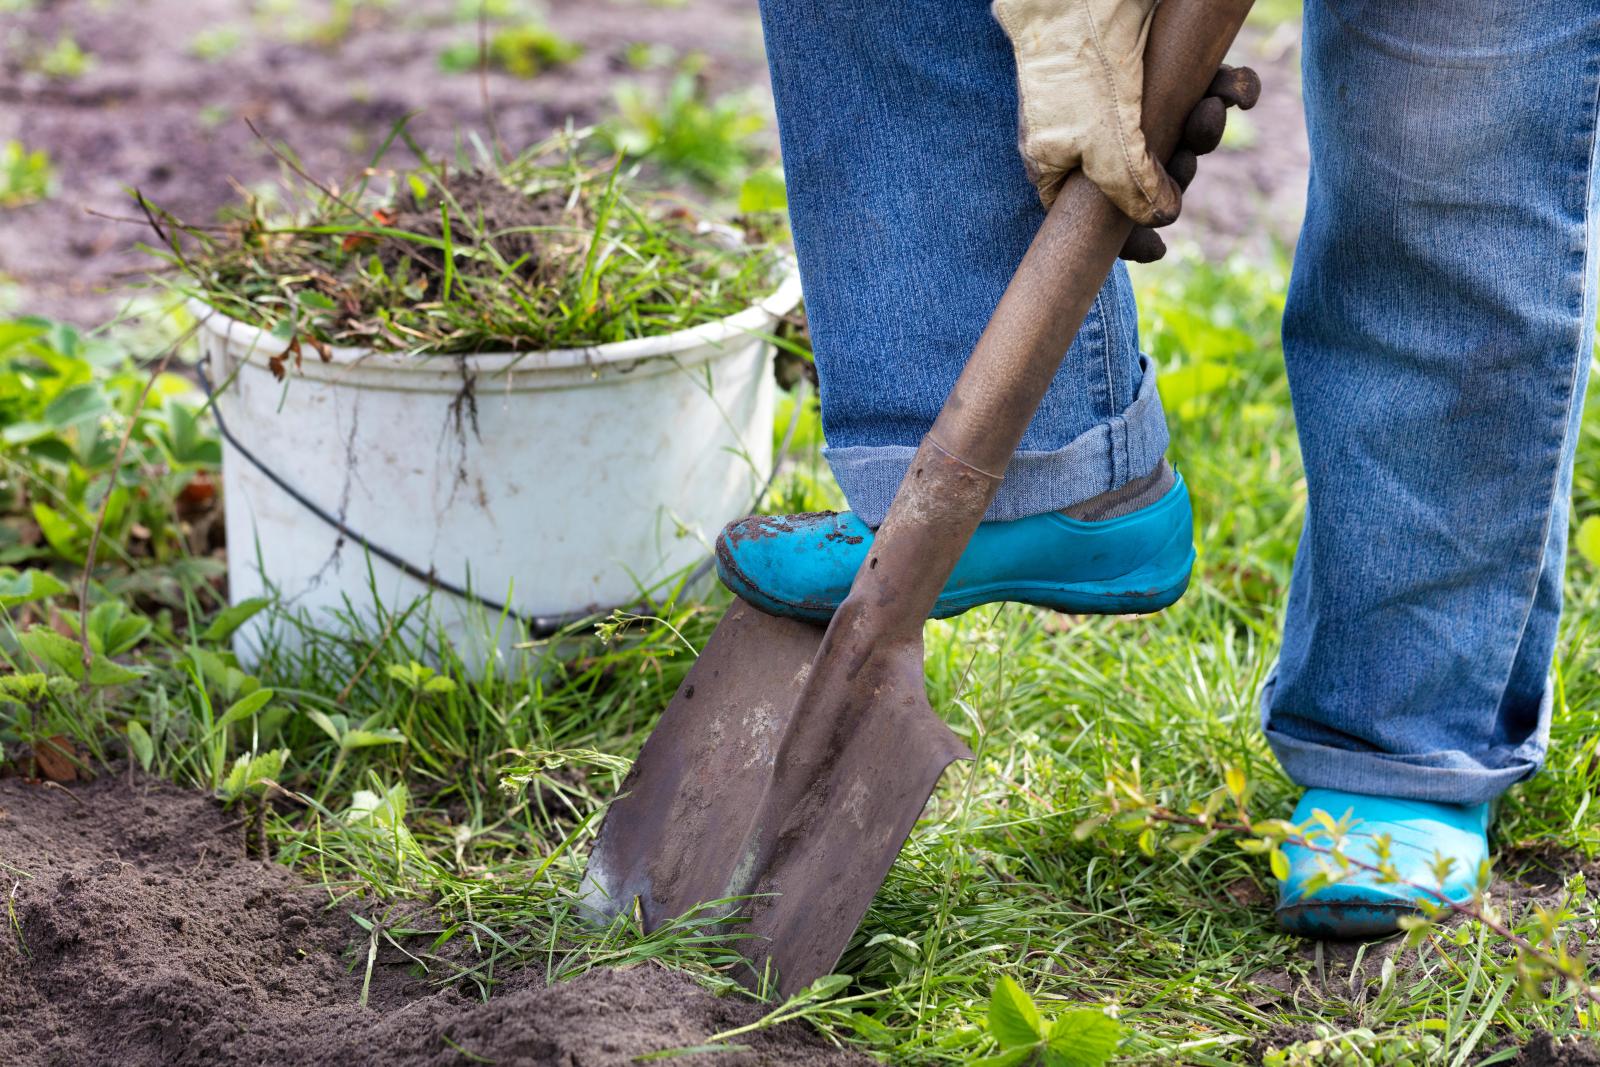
[755,0,1168,526]
[1264,0,1600,805]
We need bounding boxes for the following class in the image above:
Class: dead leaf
[267,351,287,382]
[178,472,216,515]
[32,735,78,783]
[340,208,399,253]
[341,231,377,253]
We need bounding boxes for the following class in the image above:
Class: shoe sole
[1276,900,1415,940]
[924,542,1196,620]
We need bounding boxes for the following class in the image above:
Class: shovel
[581,0,1256,997]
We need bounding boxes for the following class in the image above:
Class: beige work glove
[995,0,1261,259]
[993,0,1177,225]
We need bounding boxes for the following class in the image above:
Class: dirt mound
[1515,1033,1600,1067]
[0,774,869,1067]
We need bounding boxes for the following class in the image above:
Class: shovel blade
[732,632,970,994]
[580,599,827,928]
[580,598,970,996]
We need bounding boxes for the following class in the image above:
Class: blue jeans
[758,0,1600,805]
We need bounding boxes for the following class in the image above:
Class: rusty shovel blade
[580,596,970,996]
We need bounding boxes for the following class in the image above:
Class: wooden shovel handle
[851,0,1255,633]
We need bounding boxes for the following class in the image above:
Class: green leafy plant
[0,567,68,608]
[0,318,220,572]
[0,141,55,208]
[601,70,768,190]
[219,746,290,802]
[384,659,457,695]
[26,34,94,79]
[978,976,1122,1067]
[66,599,153,657]
[438,24,583,77]
[304,708,408,782]
[17,624,141,687]
[1259,1025,1444,1066]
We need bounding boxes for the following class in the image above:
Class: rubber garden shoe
[1275,788,1491,939]
[715,468,1195,623]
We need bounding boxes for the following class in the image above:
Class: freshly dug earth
[0,773,871,1066]
[1514,1033,1600,1066]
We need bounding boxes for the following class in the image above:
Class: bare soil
[0,0,1308,326]
[0,772,871,1067]
[1515,1032,1600,1066]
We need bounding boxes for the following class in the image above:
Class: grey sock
[1061,459,1175,522]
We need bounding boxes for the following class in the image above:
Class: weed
[187,26,245,62]
[623,41,677,71]
[0,142,54,208]
[24,33,94,79]
[438,24,583,78]
[980,976,1123,1065]
[600,69,769,190]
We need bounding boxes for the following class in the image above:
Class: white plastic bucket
[194,269,801,671]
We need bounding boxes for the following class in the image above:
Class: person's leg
[755,0,1168,524]
[1271,0,1600,931]
[726,0,1189,620]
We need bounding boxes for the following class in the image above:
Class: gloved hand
[993,0,1258,258]
[1119,64,1259,262]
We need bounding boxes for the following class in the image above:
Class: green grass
[2,251,1598,1064]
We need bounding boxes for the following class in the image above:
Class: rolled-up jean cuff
[823,355,1171,526]
[1258,670,1546,807]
